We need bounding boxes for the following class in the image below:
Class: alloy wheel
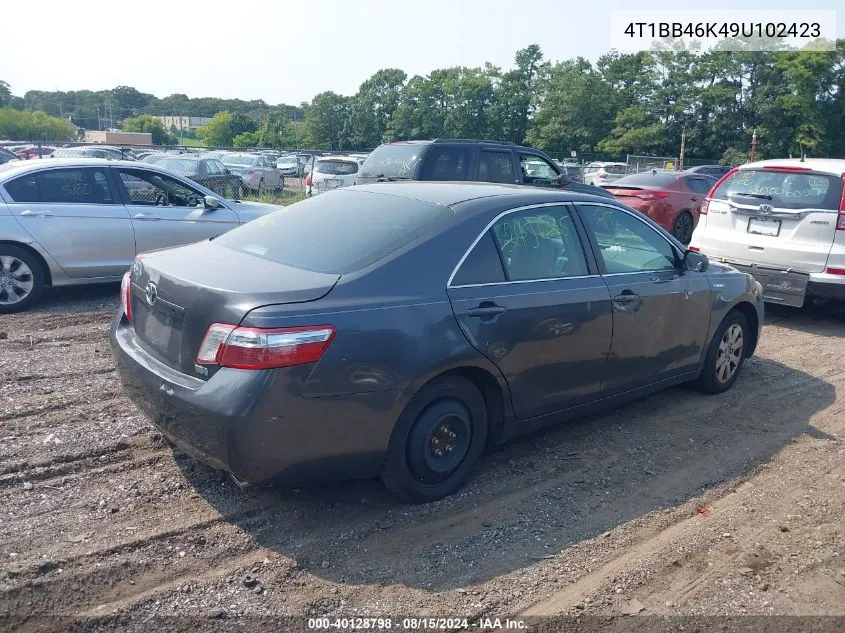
[0,255,35,307]
[715,323,744,383]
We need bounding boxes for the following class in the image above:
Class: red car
[603,170,717,244]
[15,146,55,160]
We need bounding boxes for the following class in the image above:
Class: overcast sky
[2,0,842,105]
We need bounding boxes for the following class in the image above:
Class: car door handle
[20,210,52,217]
[133,213,160,221]
[613,291,638,303]
[467,304,506,318]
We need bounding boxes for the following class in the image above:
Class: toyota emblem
[758,204,773,215]
[144,282,158,306]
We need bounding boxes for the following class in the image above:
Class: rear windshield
[610,172,678,187]
[214,189,453,274]
[358,143,426,179]
[602,164,627,175]
[155,158,199,174]
[712,169,843,210]
[314,160,358,175]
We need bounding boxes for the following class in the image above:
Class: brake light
[305,173,312,187]
[838,174,845,230]
[196,324,336,370]
[827,267,845,275]
[120,271,132,322]
[688,246,700,252]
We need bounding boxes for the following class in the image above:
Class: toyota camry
[110,182,764,503]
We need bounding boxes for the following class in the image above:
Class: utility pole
[179,111,184,146]
[678,127,686,171]
[750,129,757,162]
[96,106,101,131]
[292,108,299,150]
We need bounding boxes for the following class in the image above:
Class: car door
[576,202,712,394]
[112,166,240,254]
[447,204,613,419]
[3,166,136,278]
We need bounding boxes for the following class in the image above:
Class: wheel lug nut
[449,432,456,439]
[446,446,454,453]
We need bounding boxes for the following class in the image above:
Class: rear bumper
[109,317,402,484]
[719,261,845,306]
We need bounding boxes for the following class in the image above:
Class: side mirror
[204,195,221,210]
[556,173,571,187]
[683,249,709,272]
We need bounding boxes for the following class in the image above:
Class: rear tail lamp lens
[196,324,336,370]
[120,271,132,322]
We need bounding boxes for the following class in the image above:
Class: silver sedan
[0,158,284,312]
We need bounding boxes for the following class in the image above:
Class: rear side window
[478,151,515,184]
[314,160,359,176]
[451,232,506,286]
[420,146,471,181]
[4,168,115,204]
[713,169,843,210]
[686,177,714,194]
[359,143,426,179]
[603,164,627,175]
[214,189,453,274]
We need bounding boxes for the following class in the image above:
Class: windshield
[214,188,453,274]
[222,155,255,166]
[359,143,425,179]
[314,160,358,176]
[278,157,297,165]
[712,169,842,210]
[609,172,679,188]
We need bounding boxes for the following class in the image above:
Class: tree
[305,92,350,150]
[0,107,77,141]
[196,111,257,147]
[0,80,11,108]
[122,114,172,145]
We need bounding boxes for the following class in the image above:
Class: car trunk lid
[699,168,843,273]
[128,240,339,376]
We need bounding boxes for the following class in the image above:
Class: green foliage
[0,80,11,108]
[0,107,77,141]
[196,111,258,147]
[122,114,173,145]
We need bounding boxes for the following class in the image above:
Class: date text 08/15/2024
[307,617,528,630]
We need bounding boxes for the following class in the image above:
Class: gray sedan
[0,158,283,312]
[110,183,765,502]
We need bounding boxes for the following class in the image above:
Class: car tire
[0,244,45,314]
[694,310,749,394]
[381,375,488,504]
[673,211,695,245]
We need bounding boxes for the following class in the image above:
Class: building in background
[84,131,153,145]
[156,115,212,132]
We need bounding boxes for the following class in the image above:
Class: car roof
[740,158,845,176]
[315,155,362,162]
[350,181,617,208]
[0,157,167,180]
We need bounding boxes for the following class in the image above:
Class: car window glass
[711,169,842,210]
[4,168,115,204]
[451,231,506,286]
[118,169,204,208]
[478,151,515,184]
[420,146,471,181]
[578,204,677,274]
[519,155,558,183]
[686,177,712,194]
[491,206,589,281]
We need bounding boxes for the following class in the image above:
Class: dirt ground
[1,284,843,632]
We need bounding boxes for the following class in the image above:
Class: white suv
[689,158,845,307]
[583,162,627,186]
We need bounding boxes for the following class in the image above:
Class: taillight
[196,324,336,370]
[827,267,845,275]
[688,246,700,252]
[305,173,312,187]
[838,174,845,230]
[598,171,608,179]
[120,271,132,322]
[701,167,739,215]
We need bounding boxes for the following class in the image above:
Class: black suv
[356,139,614,198]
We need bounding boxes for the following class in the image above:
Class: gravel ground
[1,288,843,632]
